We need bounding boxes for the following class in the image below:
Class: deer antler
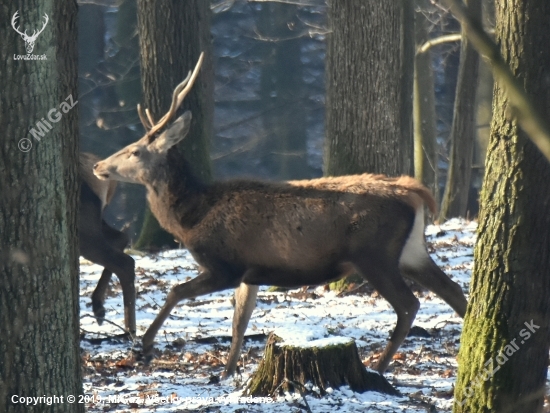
[137,104,153,131]
[137,52,204,137]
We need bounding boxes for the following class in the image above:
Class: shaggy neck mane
[145,148,208,232]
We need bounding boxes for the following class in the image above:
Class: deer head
[12,11,49,54]
[93,53,204,185]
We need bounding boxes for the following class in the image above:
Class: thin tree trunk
[134,0,213,249]
[0,1,83,412]
[453,1,550,412]
[440,0,481,220]
[414,2,438,199]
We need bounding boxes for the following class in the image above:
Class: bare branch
[417,29,494,54]
[248,0,324,6]
[417,33,461,54]
[441,0,550,161]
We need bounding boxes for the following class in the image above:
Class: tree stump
[244,333,398,397]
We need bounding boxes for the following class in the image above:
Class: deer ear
[150,111,192,152]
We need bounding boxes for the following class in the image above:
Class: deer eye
[130,149,140,157]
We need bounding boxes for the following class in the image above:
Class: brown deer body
[93,54,467,376]
[79,152,136,334]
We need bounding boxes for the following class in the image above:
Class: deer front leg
[142,267,241,359]
[223,283,259,378]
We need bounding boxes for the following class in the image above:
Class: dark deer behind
[93,54,467,377]
[79,152,135,334]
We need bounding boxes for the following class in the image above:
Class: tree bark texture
[440,0,482,220]
[135,0,213,249]
[453,1,550,412]
[244,334,398,397]
[325,0,414,177]
[0,1,83,412]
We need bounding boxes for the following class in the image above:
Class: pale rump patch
[398,207,430,271]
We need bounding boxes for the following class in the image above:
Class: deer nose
[93,163,99,170]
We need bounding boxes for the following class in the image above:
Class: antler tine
[173,52,205,111]
[137,65,192,133]
[137,103,152,131]
[147,52,204,137]
[149,71,191,126]
[145,108,155,127]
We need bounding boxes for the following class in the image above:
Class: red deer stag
[93,52,467,376]
[80,152,136,334]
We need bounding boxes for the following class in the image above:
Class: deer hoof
[136,348,154,365]
[92,303,106,325]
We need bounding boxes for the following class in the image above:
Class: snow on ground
[80,218,477,412]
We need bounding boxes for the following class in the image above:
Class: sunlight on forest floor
[77,219,544,412]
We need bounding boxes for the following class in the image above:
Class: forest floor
[78,218,505,412]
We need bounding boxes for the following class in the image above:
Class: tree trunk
[325,0,414,290]
[325,0,414,177]
[453,1,550,412]
[0,1,83,412]
[134,0,213,249]
[440,0,481,220]
[414,1,438,199]
[244,334,398,397]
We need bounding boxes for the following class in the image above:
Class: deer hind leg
[353,256,420,373]
[90,220,132,324]
[223,283,259,378]
[142,263,242,359]
[81,232,135,334]
[400,258,467,318]
[397,209,467,318]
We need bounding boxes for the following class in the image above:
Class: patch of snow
[80,218,480,412]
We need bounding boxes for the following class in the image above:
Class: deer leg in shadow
[142,265,241,359]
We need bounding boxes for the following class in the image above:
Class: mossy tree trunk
[453,1,550,412]
[0,1,83,412]
[134,0,213,250]
[439,0,482,220]
[245,334,398,397]
[325,0,414,290]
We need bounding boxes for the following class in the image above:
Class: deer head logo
[11,11,49,54]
